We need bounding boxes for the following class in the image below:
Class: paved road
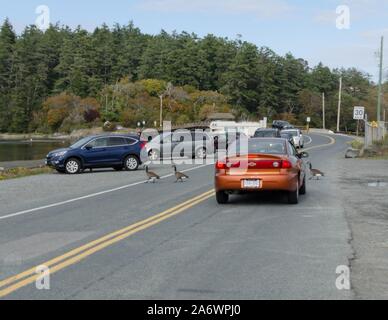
[0,133,355,299]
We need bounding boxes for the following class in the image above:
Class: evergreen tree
[9,26,49,132]
[0,19,16,132]
[221,42,261,113]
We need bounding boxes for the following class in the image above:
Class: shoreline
[0,133,70,141]
[0,159,45,170]
[0,127,137,142]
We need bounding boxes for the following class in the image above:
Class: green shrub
[351,140,364,150]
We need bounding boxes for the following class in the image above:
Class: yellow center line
[303,134,336,152]
[0,189,215,298]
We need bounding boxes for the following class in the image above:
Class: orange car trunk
[221,154,289,175]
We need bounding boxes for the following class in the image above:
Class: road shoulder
[339,158,388,299]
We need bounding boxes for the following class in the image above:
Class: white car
[282,129,304,148]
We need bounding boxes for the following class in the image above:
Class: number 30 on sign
[353,106,365,120]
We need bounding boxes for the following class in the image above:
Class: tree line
[0,19,384,134]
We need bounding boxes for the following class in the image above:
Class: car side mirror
[85,145,93,150]
[299,152,309,158]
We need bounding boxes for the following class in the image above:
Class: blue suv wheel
[124,155,140,171]
[65,158,81,174]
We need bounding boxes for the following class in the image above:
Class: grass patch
[349,139,364,150]
[362,135,388,159]
[0,167,53,181]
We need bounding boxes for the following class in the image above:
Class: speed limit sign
[353,106,365,120]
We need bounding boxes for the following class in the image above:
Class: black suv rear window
[255,130,279,138]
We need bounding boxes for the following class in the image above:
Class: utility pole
[337,76,343,132]
[377,36,384,123]
[159,94,163,128]
[322,92,326,130]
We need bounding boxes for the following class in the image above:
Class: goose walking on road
[309,163,325,180]
[173,165,189,183]
[145,166,160,183]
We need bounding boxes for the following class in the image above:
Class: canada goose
[309,163,325,180]
[173,165,189,183]
[145,166,160,183]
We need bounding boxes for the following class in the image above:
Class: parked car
[46,134,146,174]
[254,128,281,138]
[280,131,295,145]
[214,138,309,204]
[281,129,304,148]
[210,130,248,151]
[146,131,214,160]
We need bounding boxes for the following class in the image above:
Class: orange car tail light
[217,158,292,170]
[246,160,292,169]
[281,160,292,169]
[216,161,227,170]
[253,160,280,169]
[216,160,241,170]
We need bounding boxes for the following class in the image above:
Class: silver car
[281,129,304,148]
[146,131,214,160]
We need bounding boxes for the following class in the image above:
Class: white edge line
[304,135,313,145]
[0,164,212,221]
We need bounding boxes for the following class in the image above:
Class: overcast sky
[2,0,388,82]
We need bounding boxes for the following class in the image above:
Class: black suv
[254,128,281,138]
[272,120,294,130]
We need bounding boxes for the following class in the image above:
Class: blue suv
[46,134,146,174]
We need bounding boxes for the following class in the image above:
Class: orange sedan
[215,138,309,204]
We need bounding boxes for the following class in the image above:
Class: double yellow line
[304,134,336,152]
[0,189,215,298]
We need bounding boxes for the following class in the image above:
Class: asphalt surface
[0,133,355,299]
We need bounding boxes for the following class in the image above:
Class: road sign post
[306,117,311,133]
[353,106,365,121]
[354,106,365,136]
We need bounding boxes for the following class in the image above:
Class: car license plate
[242,179,261,189]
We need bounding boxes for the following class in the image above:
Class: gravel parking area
[339,158,388,299]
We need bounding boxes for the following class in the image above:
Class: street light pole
[337,76,343,132]
[159,94,163,128]
[322,92,326,130]
[377,36,384,123]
